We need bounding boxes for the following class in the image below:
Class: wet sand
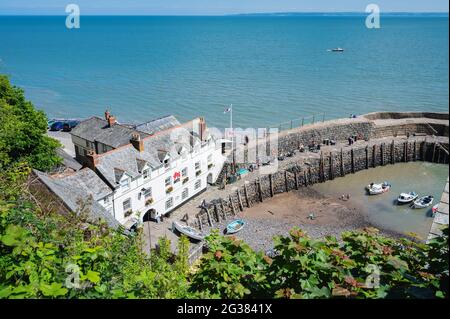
[205,188,377,252]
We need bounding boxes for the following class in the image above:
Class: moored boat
[366,181,391,195]
[172,221,205,241]
[226,219,245,234]
[331,47,344,52]
[412,195,434,209]
[397,192,418,204]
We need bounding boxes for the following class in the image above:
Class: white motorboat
[412,195,434,209]
[172,221,205,241]
[366,181,391,195]
[331,47,344,52]
[397,192,418,204]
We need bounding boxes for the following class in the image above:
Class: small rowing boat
[366,181,391,195]
[172,221,205,241]
[397,192,418,204]
[412,195,434,209]
[226,219,245,234]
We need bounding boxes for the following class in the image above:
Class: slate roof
[33,169,120,229]
[56,148,83,171]
[134,115,181,135]
[70,117,150,149]
[95,123,201,187]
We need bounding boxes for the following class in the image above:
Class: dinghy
[226,219,245,234]
[366,181,391,195]
[397,192,418,204]
[412,195,434,209]
[172,221,205,241]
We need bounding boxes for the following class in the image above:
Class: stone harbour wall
[194,139,449,229]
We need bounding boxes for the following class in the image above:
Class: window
[120,178,130,190]
[123,198,131,212]
[164,158,170,169]
[165,198,173,210]
[195,162,200,170]
[165,176,172,187]
[143,169,150,180]
[104,196,111,204]
[143,187,152,199]
[207,154,212,163]
[182,188,189,200]
[102,144,108,153]
[182,167,188,177]
[75,145,80,156]
[195,179,201,190]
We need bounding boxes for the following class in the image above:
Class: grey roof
[71,117,150,149]
[134,115,181,135]
[96,124,200,187]
[56,148,83,171]
[33,169,120,229]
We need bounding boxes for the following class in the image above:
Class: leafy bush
[191,227,449,299]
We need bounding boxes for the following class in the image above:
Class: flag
[223,106,232,113]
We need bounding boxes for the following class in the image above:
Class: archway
[143,208,157,222]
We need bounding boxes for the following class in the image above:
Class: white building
[38,112,226,229]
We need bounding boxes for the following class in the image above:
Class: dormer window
[120,177,130,190]
[143,169,150,179]
[164,158,170,169]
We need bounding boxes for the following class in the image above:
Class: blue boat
[226,219,245,234]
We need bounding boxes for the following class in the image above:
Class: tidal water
[0,15,448,128]
[312,162,448,240]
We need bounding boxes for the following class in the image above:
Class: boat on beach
[412,195,434,209]
[397,192,418,204]
[366,181,391,195]
[172,221,205,241]
[226,219,245,234]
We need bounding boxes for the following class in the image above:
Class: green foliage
[0,75,61,171]
[191,227,449,299]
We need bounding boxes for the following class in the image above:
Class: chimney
[105,109,110,121]
[131,133,144,152]
[198,117,207,141]
[86,149,99,170]
[107,115,117,127]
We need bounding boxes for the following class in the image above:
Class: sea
[0,15,448,128]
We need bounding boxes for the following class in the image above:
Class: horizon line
[0,11,448,17]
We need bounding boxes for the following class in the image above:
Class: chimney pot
[86,150,98,170]
[131,133,144,152]
[108,115,116,127]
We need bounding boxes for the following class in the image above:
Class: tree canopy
[0,75,61,171]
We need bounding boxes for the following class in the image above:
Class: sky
[0,0,448,15]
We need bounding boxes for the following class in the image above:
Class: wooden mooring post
[404,142,408,162]
[432,142,437,163]
[214,204,220,222]
[422,141,427,161]
[381,143,385,166]
[351,148,355,173]
[391,140,395,164]
[236,189,244,211]
[257,179,263,202]
[329,153,334,180]
[319,153,325,181]
[413,141,417,161]
[205,207,214,227]
[269,174,274,197]
[197,215,203,231]
[229,195,237,216]
[372,144,377,167]
[340,148,345,176]
[294,171,299,189]
[220,200,226,219]
[285,171,289,192]
[243,183,250,207]
[365,145,369,169]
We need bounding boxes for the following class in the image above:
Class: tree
[0,75,61,171]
